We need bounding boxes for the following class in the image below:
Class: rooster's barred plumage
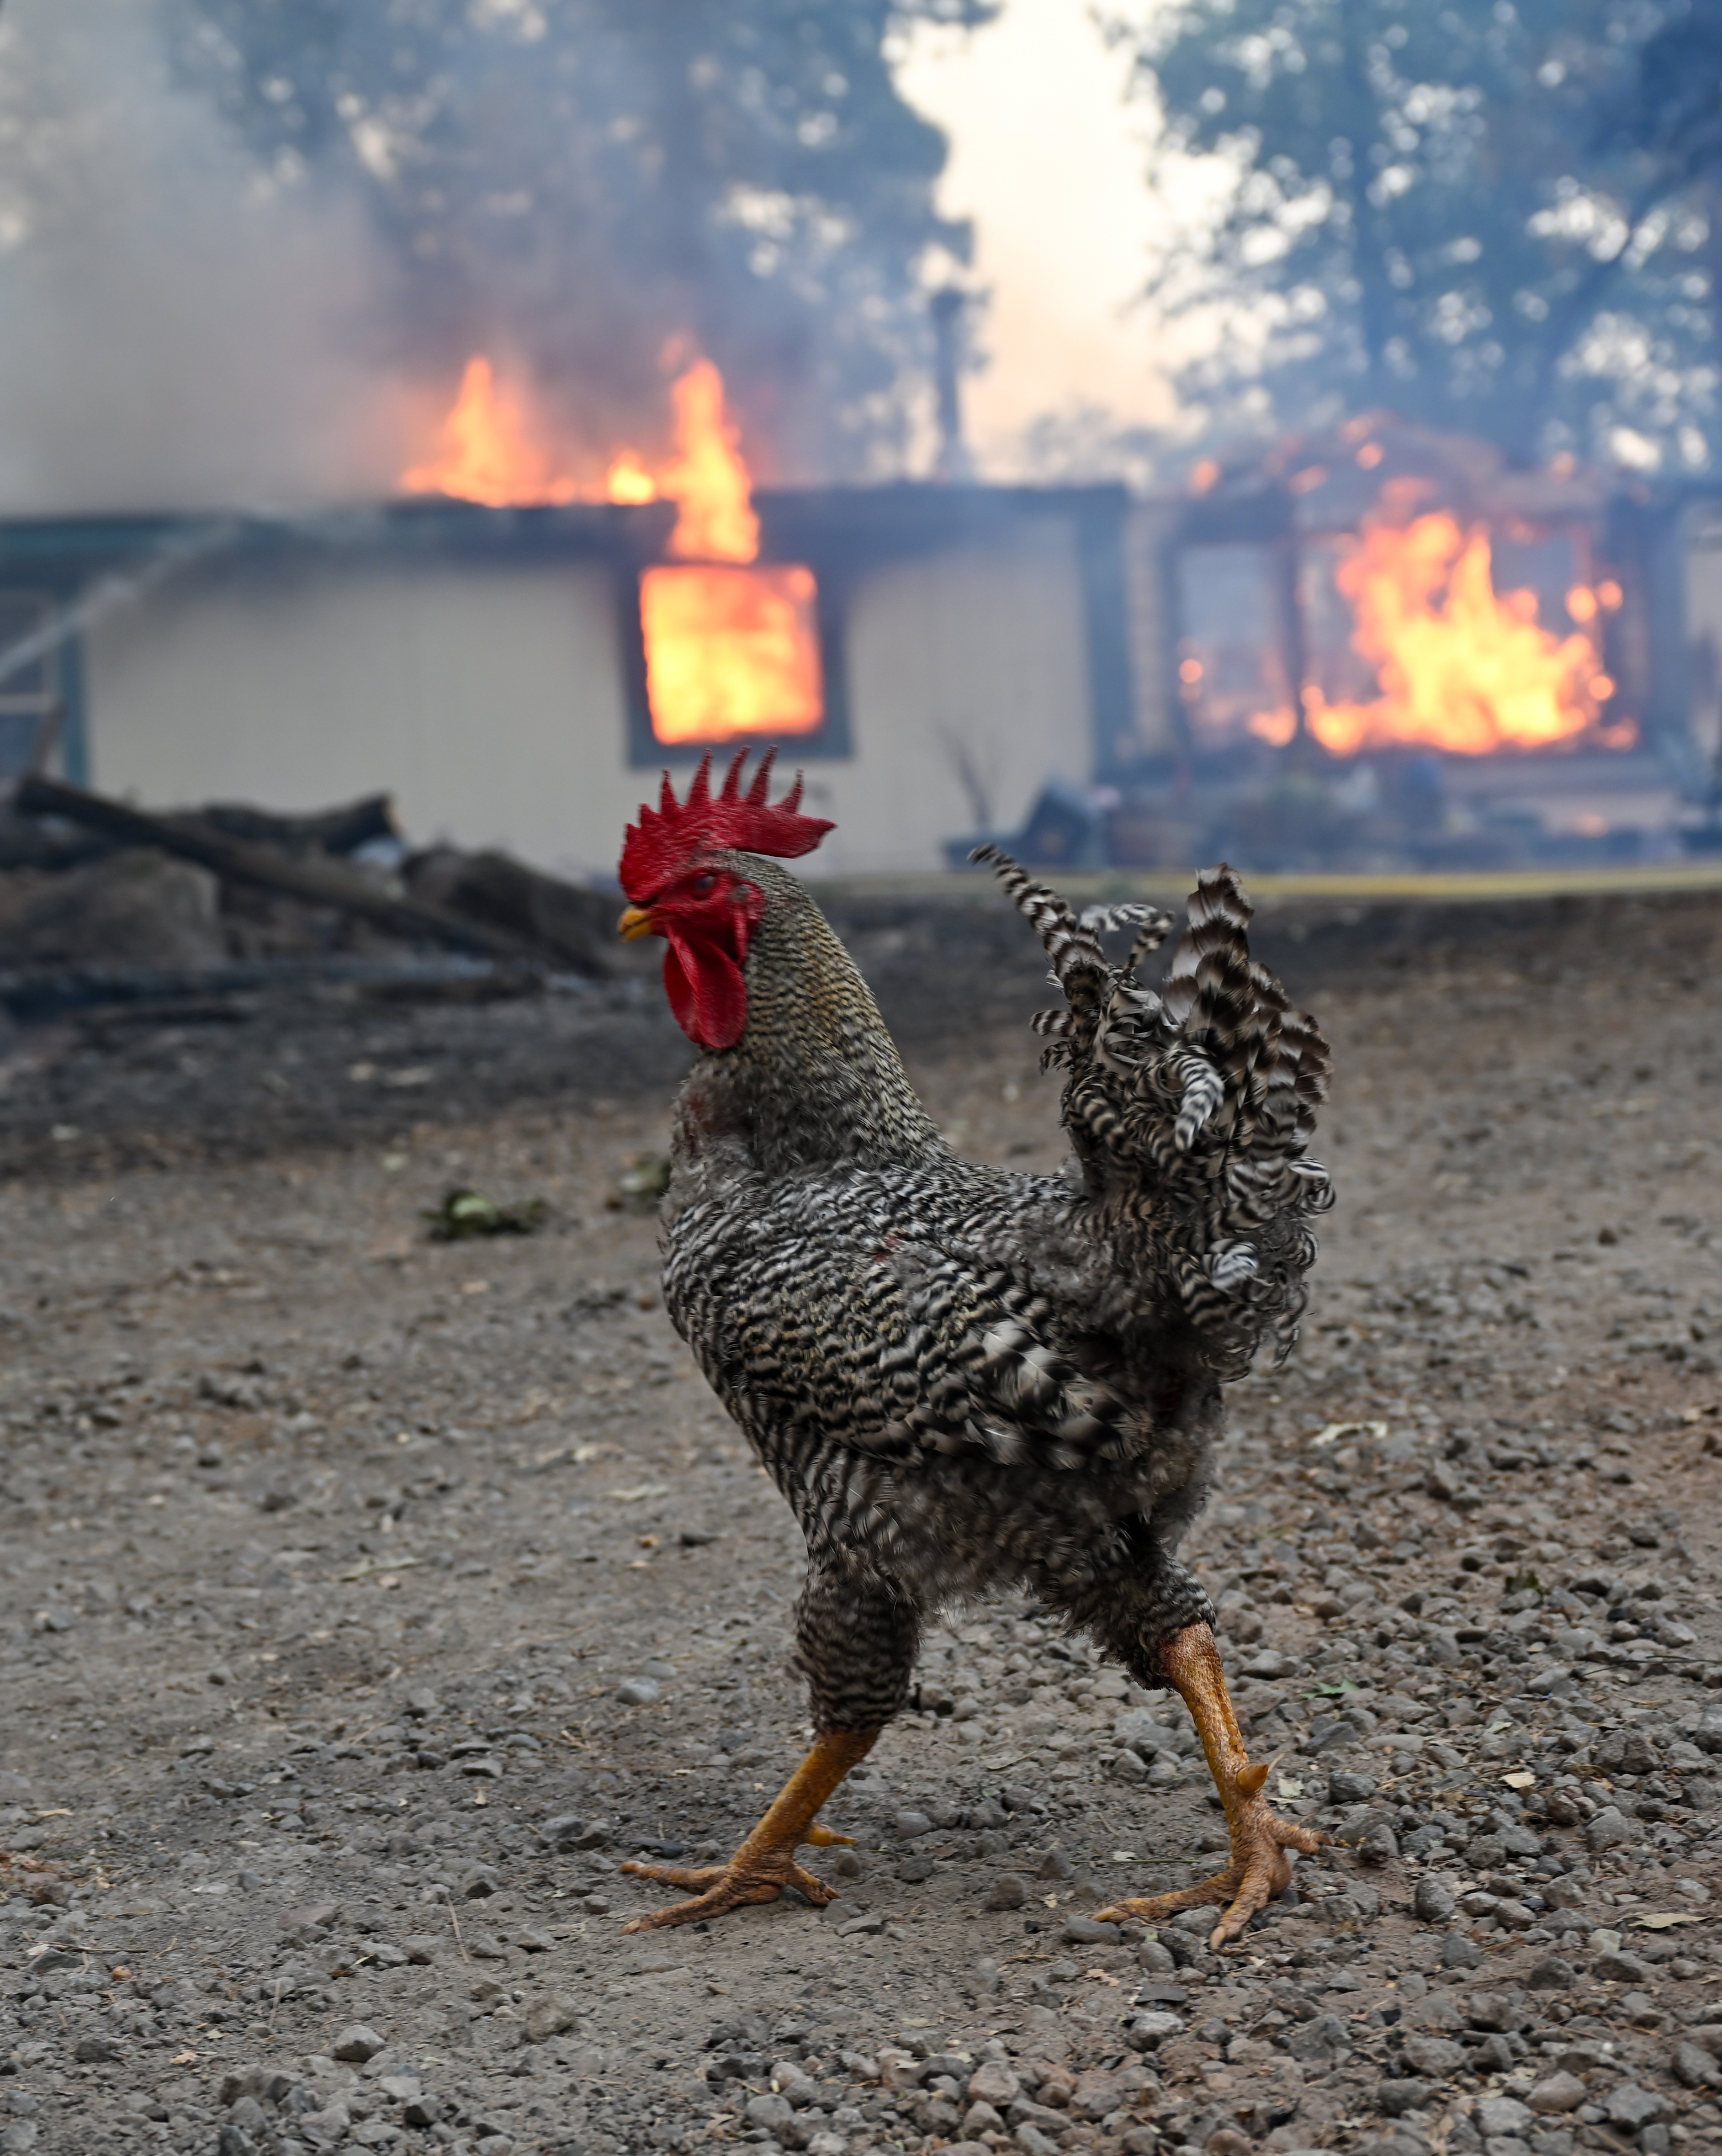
[613,755,1335,1939]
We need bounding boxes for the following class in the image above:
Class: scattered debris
[422,1186,548,1240]
[608,1153,673,1211]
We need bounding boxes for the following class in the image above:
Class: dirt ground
[2,882,1721,2156]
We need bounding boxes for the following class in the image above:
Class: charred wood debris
[0,774,639,1031]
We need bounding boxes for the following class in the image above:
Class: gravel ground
[1,886,1721,2156]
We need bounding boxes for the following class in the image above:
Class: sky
[894,0,1182,477]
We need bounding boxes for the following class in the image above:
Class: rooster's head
[618,749,833,1050]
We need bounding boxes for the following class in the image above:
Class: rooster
[614,752,1334,1945]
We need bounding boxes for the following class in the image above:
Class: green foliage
[170,0,992,477]
[1108,0,1720,466]
[423,1186,547,1240]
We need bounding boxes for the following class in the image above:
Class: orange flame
[399,356,580,506]
[401,349,823,743]
[641,564,822,744]
[1302,509,1621,756]
[639,355,820,745]
[604,451,657,505]
[660,358,760,563]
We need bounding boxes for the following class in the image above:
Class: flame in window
[1301,505,1624,757]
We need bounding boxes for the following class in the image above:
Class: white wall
[84,513,1097,879]
[1684,505,1722,773]
[811,514,1092,875]
[86,552,641,878]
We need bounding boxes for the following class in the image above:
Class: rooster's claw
[1095,1804,1326,1949]
[620,1851,838,1932]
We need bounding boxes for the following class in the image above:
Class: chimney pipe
[929,288,973,481]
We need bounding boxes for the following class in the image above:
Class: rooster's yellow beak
[617,904,658,941]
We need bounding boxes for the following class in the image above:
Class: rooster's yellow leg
[619,1729,878,1933]
[1095,1621,1324,1950]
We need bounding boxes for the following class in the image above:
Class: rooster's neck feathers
[672,855,943,1176]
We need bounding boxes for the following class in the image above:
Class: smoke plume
[0,0,406,514]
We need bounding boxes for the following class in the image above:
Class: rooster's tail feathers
[985,851,1334,1378]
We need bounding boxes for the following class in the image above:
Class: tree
[1110,0,1720,470]
[170,0,992,481]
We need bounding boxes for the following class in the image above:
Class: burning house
[1155,414,1721,872]
[0,367,1718,880]
[0,354,1140,881]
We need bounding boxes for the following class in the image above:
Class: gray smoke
[0,0,405,514]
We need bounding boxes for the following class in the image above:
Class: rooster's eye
[691,873,717,895]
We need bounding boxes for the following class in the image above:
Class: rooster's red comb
[620,750,833,900]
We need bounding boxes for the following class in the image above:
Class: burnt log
[11,775,544,965]
[191,794,397,858]
[402,847,627,977]
[0,788,396,871]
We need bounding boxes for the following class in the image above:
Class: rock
[71,2035,119,2063]
[0,1772,32,1804]
[403,1936,440,1964]
[616,1678,660,1706]
[1287,2012,1350,2063]
[1476,2097,1533,2138]
[1400,2035,1466,2078]
[967,2060,1021,2107]
[1594,1949,1648,1983]
[403,2093,441,2128]
[1440,1934,1483,1969]
[524,1996,582,2043]
[332,2024,385,2063]
[0,2125,38,2153]
[1378,2079,1434,2116]
[1063,1916,1120,1945]
[1114,1711,1178,1758]
[964,2100,1005,2135]
[516,1927,553,1953]
[1242,1649,1290,1679]
[1526,1956,1576,1990]
[1529,2073,1587,2114]
[744,2093,795,2132]
[226,2096,270,2136]
[1328,1771,1380,1804]
[1464,1990,1528,2033]
[985,1873,1029,1911]
[1415,1875,1457,1922]
[1604,2085,1670,2130]
[1674,2043,1722,2090]
[1584,1806,1633,1851]
[278,1902,342,1932]
[1125,2011,1185,2051]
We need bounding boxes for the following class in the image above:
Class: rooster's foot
[1095,1774,1325,1949]
[1098,1620,1326,1949]
[614,1727,878,1934]
[619,1845,840,1932]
